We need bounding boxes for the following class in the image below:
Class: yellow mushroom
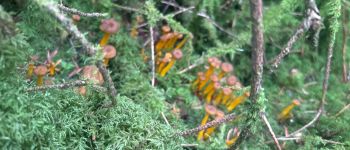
[99,19,119,46]
[159,49,183,77]
[197,105,217,141]
[198,57,221,90]
[227,92,250,112]
[277,99,301,123]
[205,82,221,104]
[218,62,233,79]
[26,55,39,79]
[157,52,172,73]
[219,88,233,105]
[34,65,48,86]
[191,72,204,91]
[102,45,117,67]
[202,74,219,96]
[204,110,225,140]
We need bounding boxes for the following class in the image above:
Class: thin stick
[260,112,282,150]
[58,4,108,17]
[150,26,156,86]
[177,58,204,74]
[181,144,198,147]
[177,113,237,136]
[41,1,118,107]
[334,103,350,117]
[341,7,348,82]
[161,112,171,127]
[24,80,106,92]
[112,4,141,12]
[270,0,321,70]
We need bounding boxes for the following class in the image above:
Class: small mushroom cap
[34,65,48,76]
[221,63,233,73]
[227,75,238,86]
[213,82,221,89]
[177,33,184,39]
[210,74,219,82]
[205,104,217,115]
[160,33,173,42]
[103,45,117,59]
[235,81,243,88]
[72,15,81,22]
[197,72,204,77]
[162,53,172,62]
[199,74,206,81]
[172,49,183,60]
[222,87,232,95]
[100,19,119,34]
[244,92,250,97]
[208,57,221,68]
[216,110,225,119]
[82,65,104,85]
[162,25,171,33]
[292,99,301,106]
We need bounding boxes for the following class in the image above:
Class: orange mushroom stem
[227,92,250,112]
[202,74,219,95]
[218,62,233,79]
[34,65,48,86]
[160,49,183,77]
[156,33,172,53]
[26,55,39,79]
[198,57,221,90]
[99,19,119,46]
[191,72,204,90]
[102,45,117,66]
[157,52,172,73]
[48,59,61,77]
[277,99,301,123]
[197,105,217,141]
[203,110,225,140]
[205,82,221,104]
[220,88,233,105]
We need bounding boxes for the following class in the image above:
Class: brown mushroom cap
[205,104,217,115]
[213,82,221,89]
[72,15,81,22]
[292,99,301,106]
[82,65,104,85]
[244,92,250,97]
[210,74,219,82]
[222,87,232,95]
[199,74,206,81]
[226,75,238,86]
[162,25,171,33]
[216,110,225,119]
[208,57,221,68]
[34,65,48,76]
[100,19,119,34]
[177,33,184,39]
[159,33,173,42]
[197,72,204,77]
[162,53,172,62]
[172,49,183,60]
[221,62,233,73]
[103,45,116,59]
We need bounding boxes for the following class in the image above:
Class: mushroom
[34,65,48,86]
[102,45,116,66]
[203,110,225,140]
[72,14,80,24]
[226,75,238,86]
[166,32,181,50]
[226,92,250,112]
[226,127,240,147]
[48,59,62,77]
[191,72,204,91]
[160,49,183,77]
[197,105,217,141]
[99,19,119,46]
[218,62,233,79]
[79,65,104,96]
[156,33,173,53]
[198,57,221,90]
[205,82,221,104]
[161,25,171,34]
[157,52,172,73]
[277,99,301,123]
[26,55,39,79]
[174,34,189,49]
[215,87,232,105]
[202,74,219,96]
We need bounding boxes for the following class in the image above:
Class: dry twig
[25,80,107,92]
[260,112,282,150]
[270,0,321,70]
[341,7,348,82]
[334,103,350,117]
[58,4,108,17]
[150,26,156,86]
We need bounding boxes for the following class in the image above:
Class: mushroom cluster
[192,57,249,112]
[155,25,189,77]
[277,99,301,123]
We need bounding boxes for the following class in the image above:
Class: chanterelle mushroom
[99,19,119,46]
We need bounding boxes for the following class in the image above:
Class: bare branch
[150,26,156,86]
[112,3,141,12]
[24,80,106,92]
[270,0,321,70]
[177,113,237,136]
[334,103,350,117]
[260,112,282,150]
[177,58,204,74]
[58,4,108,17]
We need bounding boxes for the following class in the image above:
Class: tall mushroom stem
[37,75,44,86]
[99,32,110,46]
[227,92,250,112]
[277,99,301,122]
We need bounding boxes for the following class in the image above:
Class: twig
[24,80,107,92]
[260,112,282,150]
[161,112,171,127]
[112,4,141,12]
[341,7,348,82]
[334,103,350,117]
[270,0,321,70]
[58,4,108,17]
[41,1,118,107]
[177,58,204,74]
[181,144,198,147]
[150,26,155,86]
[177,113,237,136]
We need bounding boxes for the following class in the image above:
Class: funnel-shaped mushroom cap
[208,57,221,68]
[72,15,80,22]
[34,65,47,76]
[292,99,301,106]
[160,33,173,41]
[222,87,232,95]
[100,19,119,34]
[216,110,225,119]
[172,49,183,60]
[244,92,250,97]
[210,74,219,82]
[205,104,217,115]
[103,45,116,59]
[162,25,171,33]
[213,82,221,89]
[82,65,104,85]
[221,63,233,73]
[227,75,238,86]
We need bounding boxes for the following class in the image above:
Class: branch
[41,1,118,107]
[269,0,321,70]
[177,58,204,74]
[260,112,282,150]
[177,113,237,136]
[58,4,108,17]
[24,80,107,92]
[150,26,155,86]
[341,7,348,82]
